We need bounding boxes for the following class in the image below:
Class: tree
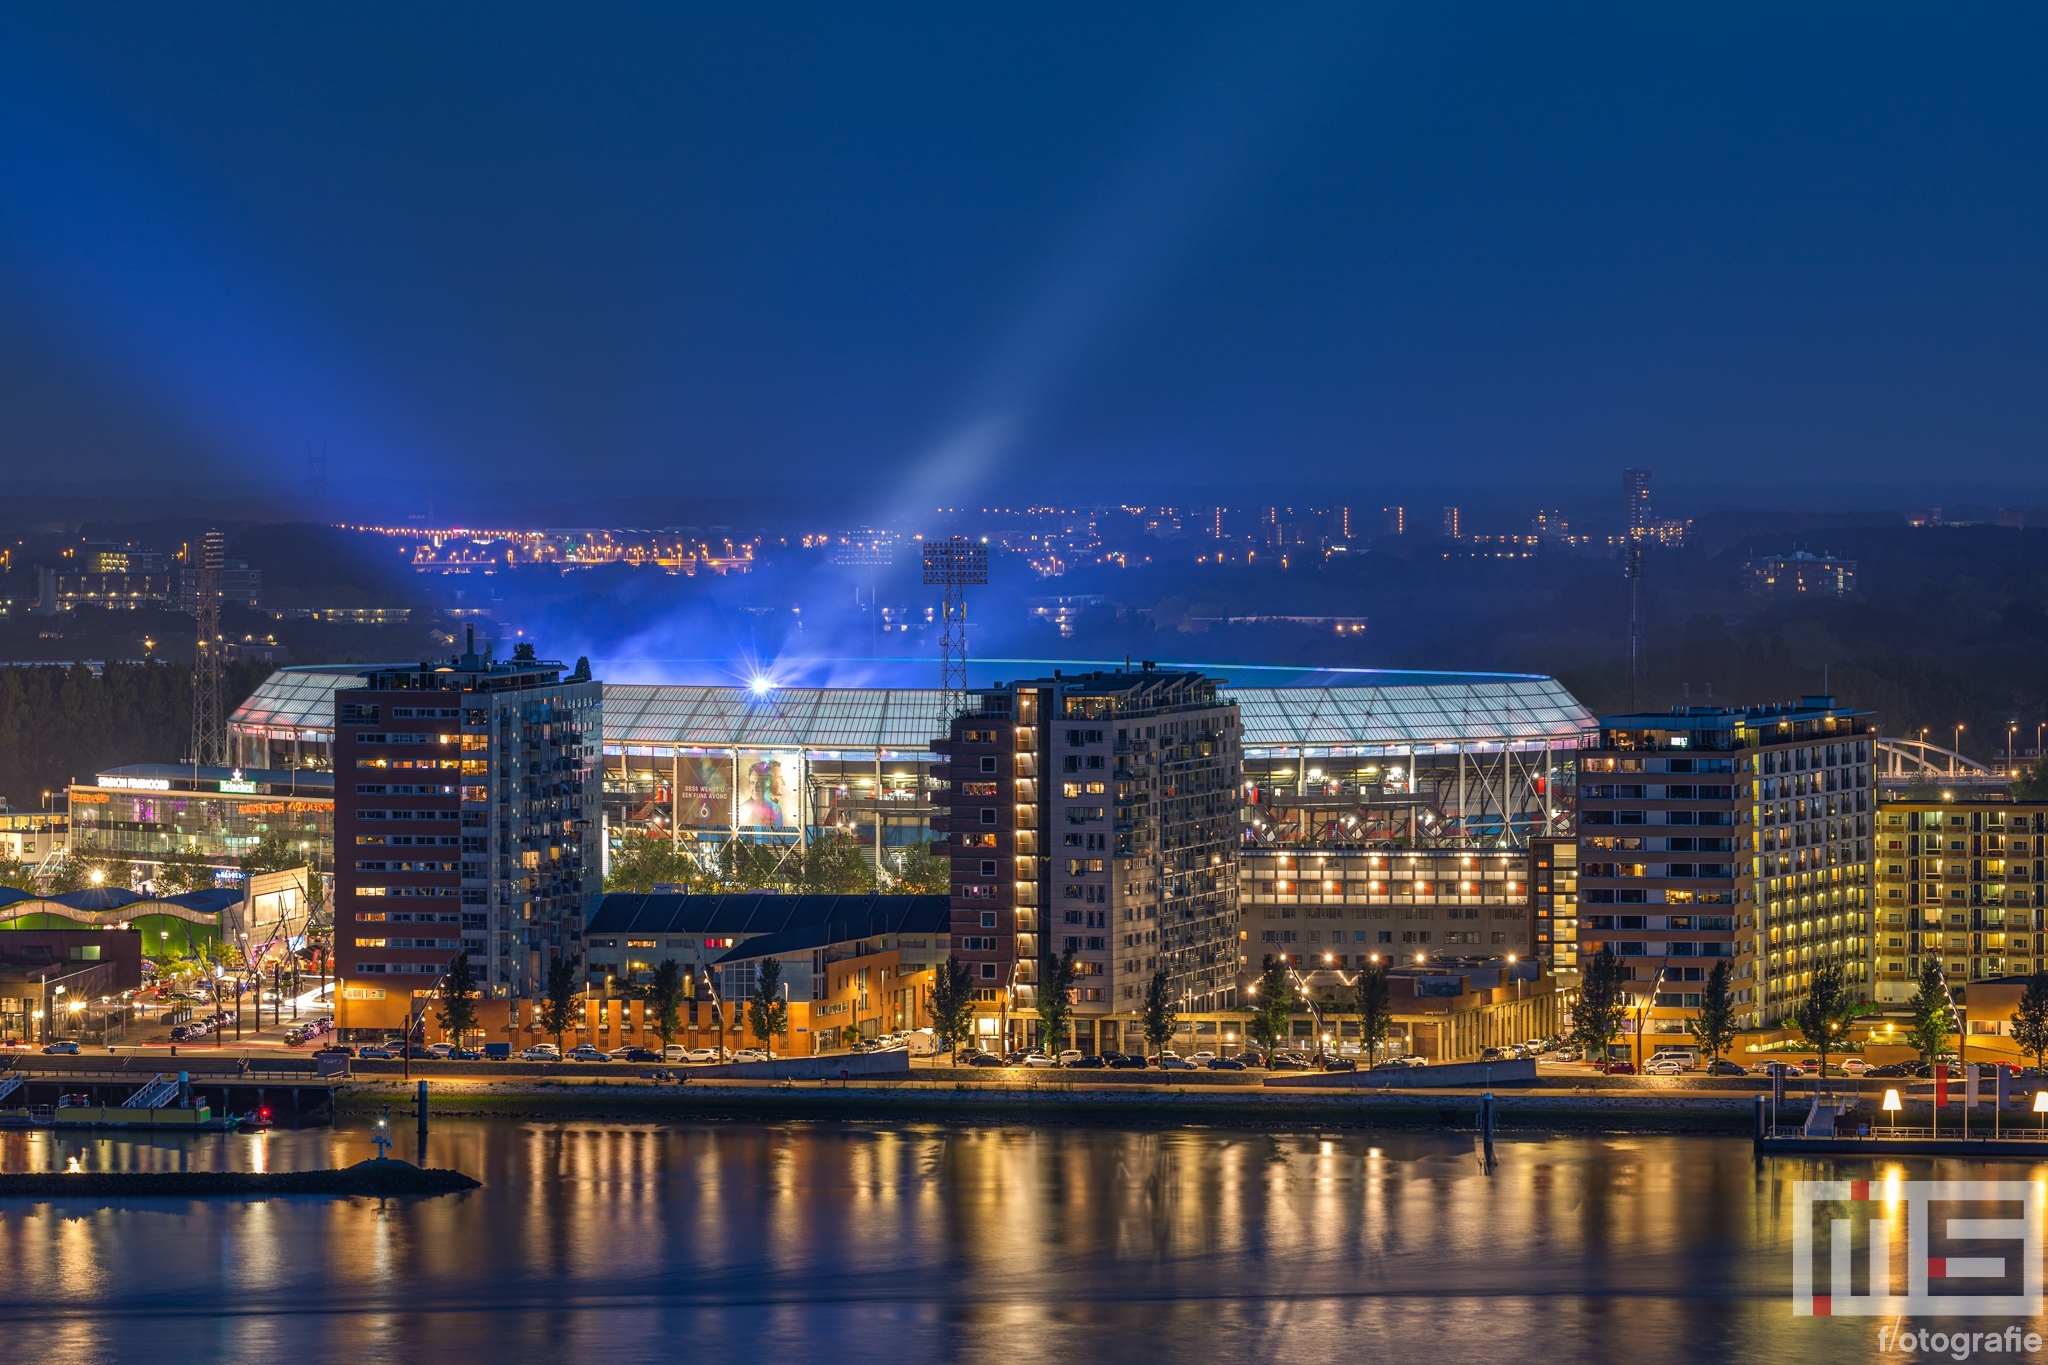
[1792,962,1867,1080]
[890,841,950,895]
[1142,968,1177,1062]
[1354,955,1392,1067]
[2013,972,2048,1072]
[237,833,298,877]
[155,849,214,895]
[1035,947,1080,1061]
[927,953,976,1062]
[540,957,580,1055]
[1687,959,1739,1065]
[435,951,480,1046]
[1247,955,1295,1054]
[747,957,789,1058]
[1573,949,1630,1067]
[41,856,85,895]
[604,832,703,893]
[1908,960,1956,1064]
[77,854,135,893]
[648,959,684,1052]
[0,851,33,892]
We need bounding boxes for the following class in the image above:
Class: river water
[1,1118,2044,1363]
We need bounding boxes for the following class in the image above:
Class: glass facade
[70,786,333,872]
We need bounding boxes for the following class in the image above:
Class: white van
[1648,1046,1699,1070]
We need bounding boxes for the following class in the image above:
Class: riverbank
[335,1078,1758,1133]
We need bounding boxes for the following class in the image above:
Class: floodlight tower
[191,528,226,772]
[922,536,988,716]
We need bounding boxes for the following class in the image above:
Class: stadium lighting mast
[922,536,988,717]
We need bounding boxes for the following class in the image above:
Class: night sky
[0,5,2043,505]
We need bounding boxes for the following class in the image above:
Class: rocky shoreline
[0,1158,480,1198]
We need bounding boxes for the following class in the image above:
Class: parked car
[731,1048,770,1063]
[1268,1052,1314,1071]
[612,1047,663,1063]
[425,1042,455,1059]
[1604,1060,1637,1075]
[1056,1049,1085,1065]
[1706,1059,1747,1076]
[965,1051,1005,1067]
[314,1044,356,1059]
[1190,1051,1218,1065]
[1108,1052,1149,1069]
[1320,1056,1359,1072]
[1840,1058,1872,1075]
[1155,1055,1197,1071]
[1022,1052,1058,1068]
[358,1046,396,1060]
[1863,1062,1910,1078]
[521,1044,561,1062]
[1644,1058,1685,1076]
[1066,1054,1106,1069]
[683,1047,724,1063]
[1756,1061,1804,1077]
[1207,1057,1248,1071]
[1480,1047,1511,1062]
[445,1050,480,1061]
[565,1045,611,1063]
[42,1041,81,1055]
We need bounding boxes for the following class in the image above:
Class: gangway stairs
[123,1075,181,1109]
[0,1073,23,1105]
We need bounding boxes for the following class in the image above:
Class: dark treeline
[0,660,274,805]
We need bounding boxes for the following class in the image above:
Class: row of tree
[604,829,948,896]
[0,659,275,806]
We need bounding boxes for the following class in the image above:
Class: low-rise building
[1241,846,1536,966]
[1281,957,1565,1062]
[68,765,333,877]
[0,928,145,1044]
[1743,551,1857,598]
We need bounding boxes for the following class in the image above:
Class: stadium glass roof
[232,667,1594,754]
[226,665,389,737]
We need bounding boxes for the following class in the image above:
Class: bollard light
[2035,1088,2048,1136]
[1883,1087,1901,1134]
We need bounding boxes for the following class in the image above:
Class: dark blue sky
[1,5,2043,508]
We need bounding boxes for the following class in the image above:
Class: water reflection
[2,1121,2045,1363]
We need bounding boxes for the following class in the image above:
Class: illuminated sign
[98,776,170,791]
[218,780,258,794]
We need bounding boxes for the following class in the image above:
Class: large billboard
[664,752,801,832]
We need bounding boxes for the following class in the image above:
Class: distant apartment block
[35,565,174,613]
[333,638,601,1036]
[1623,469,1653,530]
[176,561,262,612]
[936,667,1242,1056]
[1381,506,1405,536]
[1578,694,1876,1038]
[1440,506,1461,539]
[1871,788,2048,998]
[1744,551,1856,598]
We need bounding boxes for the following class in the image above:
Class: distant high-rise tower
[1381,506,1406,537]
[1440,506,1461,540]
[1339,507,1352,541]
[190,528,226,770]
[1260,507,1281,547]
[1623,469,1653,532]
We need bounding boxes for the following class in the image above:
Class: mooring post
[416,1079,428,1160]
[1753,1094,1766,1149]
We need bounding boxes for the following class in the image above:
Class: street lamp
[1883,1088,1901,1134]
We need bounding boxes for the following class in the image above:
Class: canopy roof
[232,666,1594,753]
